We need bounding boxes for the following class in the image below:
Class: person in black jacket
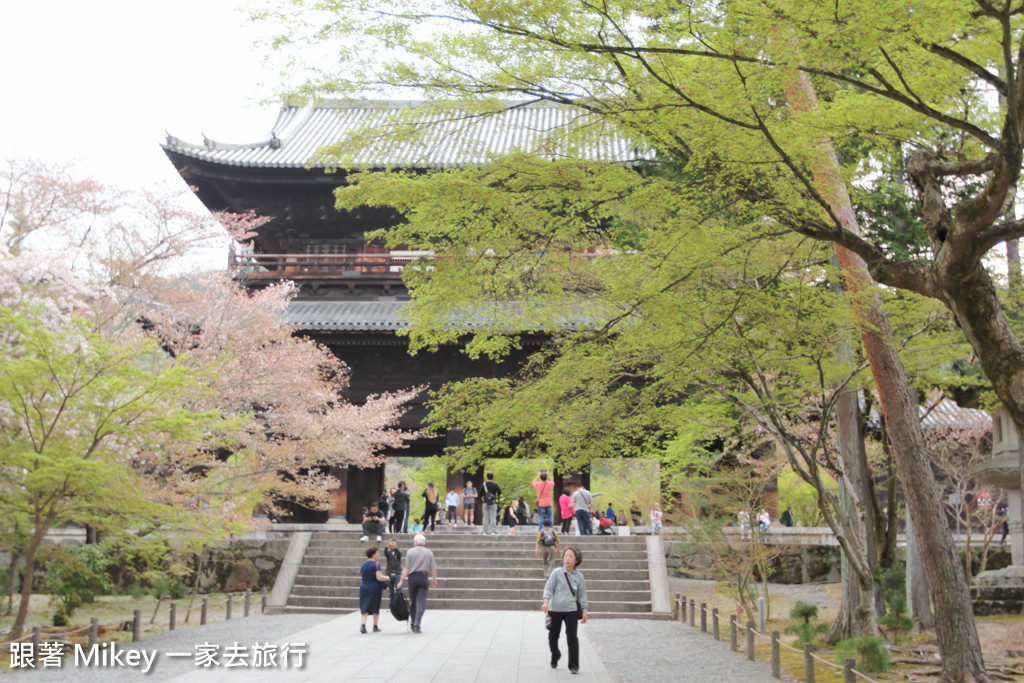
[482,472,502,535]
[392,481,411,533]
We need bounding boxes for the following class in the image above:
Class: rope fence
[673,594,881,683]
[2,588,269,649]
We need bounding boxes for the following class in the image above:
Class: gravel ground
[586,618,779,683]
[8,614,335,682]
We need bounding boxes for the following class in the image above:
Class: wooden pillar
[329,466,348,520]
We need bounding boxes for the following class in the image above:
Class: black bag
[483,484,497,505]
[563,571,583,619]
[389,589,410,621]
[540,528,557,547]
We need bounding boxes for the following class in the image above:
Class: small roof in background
[163,100,653,169]
[919,398,991,431]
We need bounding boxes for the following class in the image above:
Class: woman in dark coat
[359,546,389,633]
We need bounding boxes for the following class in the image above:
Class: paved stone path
[11,611,776,682]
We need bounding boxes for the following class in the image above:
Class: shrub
[838,635,891,673]
[42,545,111,625]
[784,602,828,645]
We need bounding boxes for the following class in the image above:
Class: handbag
[563,571,583,619]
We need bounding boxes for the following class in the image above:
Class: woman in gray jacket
[541,546,588,673]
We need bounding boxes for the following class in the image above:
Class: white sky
[0,0,276,193]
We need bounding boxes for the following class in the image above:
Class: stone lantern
[970,406,1023,614]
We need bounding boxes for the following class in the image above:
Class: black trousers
[548,610,580,670]
[560,517,572,533]
[408,572,430,629]
[391,509,406,533]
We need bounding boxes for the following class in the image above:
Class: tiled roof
[163,100,653,169]
[284,299,603,333]
[919,398,991,431]
[286,301,411,332]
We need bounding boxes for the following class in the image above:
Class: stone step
[306,539,647,551]
[290,584,652,601]
[301,547,645,560]
[292,576,648,592]
[285,595,653,612]
[309,531,647,542]
[280,606,668,620]
[294,566,651,580]
[299,555,648,570]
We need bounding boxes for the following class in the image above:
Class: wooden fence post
[803,643,815,683]
[843,658,856,683]
[88,618,98,648]
[712,607,720,640]
[746,621,755,661]
[226,595,232,620]
[771,631,781,679]
[689,599,695,627]
[169,603,176,631]
[132,610,141,642]
[729,614,737,652]
[261,589,267,614]
[700,602,707,632]
[31,626,40,651]
[201,597,208,625]
[245,589,251,617]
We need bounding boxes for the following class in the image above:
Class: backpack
[540,528,556,546]
[390,590,410,621]
[483,483,497,505]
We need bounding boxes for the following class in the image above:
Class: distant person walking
[392,481,410,533]
[445,487,460,527]
[571,486,594,536]
[422,482,440,533]
[482,472,502,535]
[650,503,663,535]
[396,534,437,634]
[542,546,588,674]
[536,520,560,576]
[559,488,574,534]
[462,480,477,525]
[358,546,388,633]
[532,471,555,530]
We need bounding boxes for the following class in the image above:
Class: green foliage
[789,601,820,623]
[875,563,914,642]
[838,635,891,673]
[777,468,831,527]
[784,602,827,645]
[41,545,112,624]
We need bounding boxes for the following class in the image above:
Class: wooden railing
[229,252,426,278]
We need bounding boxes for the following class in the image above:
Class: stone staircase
[274,529,669,619]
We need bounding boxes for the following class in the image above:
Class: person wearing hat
[360,501,386,542]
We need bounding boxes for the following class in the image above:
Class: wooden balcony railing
[229,252,429,279]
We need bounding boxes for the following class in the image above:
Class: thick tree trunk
[906,507,934,631]
[789,72,988,683]
[5,552,18,617]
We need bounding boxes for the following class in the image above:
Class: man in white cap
[396,533,437,633]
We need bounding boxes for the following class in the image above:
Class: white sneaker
[376,535,382,542]
[359,535,369,542]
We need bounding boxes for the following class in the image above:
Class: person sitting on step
[360,501,386,542]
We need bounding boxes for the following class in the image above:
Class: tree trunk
[827,375,881,642]
[11,527,47,639]
[5,552,18,617]
[906,507,934,631]
[789,71,989,683]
